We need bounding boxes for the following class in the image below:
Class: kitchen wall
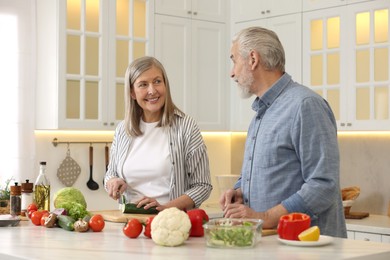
[34,131,390,215]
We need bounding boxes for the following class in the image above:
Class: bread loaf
[341,186,360,201]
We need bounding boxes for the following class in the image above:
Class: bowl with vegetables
[203,218,263,248]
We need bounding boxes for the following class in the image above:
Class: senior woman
[104,56,212,211]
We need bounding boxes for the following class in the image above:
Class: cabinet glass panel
[327,53,340,85]
[134,0,146,38]
[311,55,323,85]
[86,0,99,32]
[327,89,340,120]
[67,35,80,74]
[374,86,388,120]
[86,36,99,76]
[356,49,370,83]
[116,83,125,120]
[85,81,99,119]
[117,0,130,36]
[327,17,340,49]
[66,80,80,119]
[375,9,388,43]
[133,41,146,60]
[374,48,389,81]
[116,40,129,77]
[311,20,323,50]
[356,87,370,120]
[67,0,81,30]
[356,12,370,45]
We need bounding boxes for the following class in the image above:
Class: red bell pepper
[277,213,311,241]
[187,209,209,237]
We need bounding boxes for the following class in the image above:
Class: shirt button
[248,156,252,161]
[244,199,249,203]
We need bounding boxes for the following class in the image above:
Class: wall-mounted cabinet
[230,1,302,131]
[36,0,153,130]
[302,0,390,130]
[232,0,301,23]
[155,0,226,23]
[154,1,228,130]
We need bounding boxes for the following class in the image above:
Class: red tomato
[89,214,105,232]
[31,211,44,226]
[40,212,50,226]
[27,203,38,212]
[143,217,154,238]
[28,209,36,219]
[123,218,143,239]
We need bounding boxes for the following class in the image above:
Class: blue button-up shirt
[235,73,347,238]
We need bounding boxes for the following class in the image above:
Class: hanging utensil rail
[52,138,112,147]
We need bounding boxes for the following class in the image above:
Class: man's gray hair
[233,27,285,72]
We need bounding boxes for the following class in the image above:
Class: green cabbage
[53,187,89,219]
[54,187,87,208]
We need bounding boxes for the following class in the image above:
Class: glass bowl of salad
[203,218,263,248]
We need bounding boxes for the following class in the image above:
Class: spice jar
[21,180,34,216]
[10,182,22,216]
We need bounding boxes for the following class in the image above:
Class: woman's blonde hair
[124,56,180,137]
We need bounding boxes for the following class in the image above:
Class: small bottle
[21,179,34,215]
[34,162,50,211]
[10,182,22,216]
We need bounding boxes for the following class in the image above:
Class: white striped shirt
[104,110,212,208]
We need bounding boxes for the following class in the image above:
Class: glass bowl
[203,218,263,248]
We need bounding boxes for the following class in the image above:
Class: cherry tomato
[27,203,38,213]
[40,212,50,226]
[28,209,36,219]
[31,211,44,226]
[143,217,154,238]
[89,214,105,232]
[123,218,143,239]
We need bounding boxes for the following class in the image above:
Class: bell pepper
[187,209,209,237]
[277,213,311,241]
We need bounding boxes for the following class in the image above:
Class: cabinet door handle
[103,122,108,126]
[266,10,270,14]
[187,10,192,14]
[340,122,345,126]
[261,10,265,14]
[110,122,115,126]
[347,123,352,127]
[193,11,197,15]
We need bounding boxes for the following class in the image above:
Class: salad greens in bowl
[203,218,263,248]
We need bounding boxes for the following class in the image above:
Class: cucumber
[57,215,75,231]
[121,203,158,214]
[120,195,158,214]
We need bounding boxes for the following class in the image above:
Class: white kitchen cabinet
[230,14,302,131]
[154,14,228,130]
[354,231,382,242]
[232,0,301,23]
[383,235,390,243]
[302,0,390,130]
[36,0,153,130]
[155,0,227,23]
[303,0,376,12]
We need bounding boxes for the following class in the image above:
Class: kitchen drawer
[382,235,390,243]
[354,232,382,242]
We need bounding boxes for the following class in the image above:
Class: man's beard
[236,71,254,99]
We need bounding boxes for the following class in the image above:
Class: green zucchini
[121,203,158,215]
[57,215,75,231]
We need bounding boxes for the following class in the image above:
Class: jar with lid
[21,179,34,215]
[10,182,22,216]
[34,161,50,211]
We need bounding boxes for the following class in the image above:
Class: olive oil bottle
[34,162,50,211]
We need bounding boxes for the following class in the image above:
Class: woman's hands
[135,197,165,211]
[106,178,128,200]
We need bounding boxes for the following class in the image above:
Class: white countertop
[1,220,390,259]
[346,214,390,235]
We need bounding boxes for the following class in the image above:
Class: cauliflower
[151,207,191,247]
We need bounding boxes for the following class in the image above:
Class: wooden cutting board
[91,210,155,223]
[91,210,278,236]
[345,212,369,219]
